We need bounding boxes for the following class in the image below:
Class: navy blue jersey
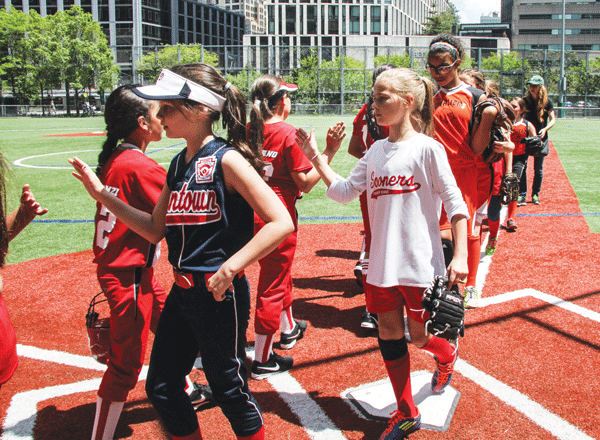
[165,138,254,272]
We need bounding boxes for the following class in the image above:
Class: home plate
[341,370,460,432]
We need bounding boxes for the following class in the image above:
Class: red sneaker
[431,348,458,394]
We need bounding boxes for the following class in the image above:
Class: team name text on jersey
[166,183,222,225]
[370,172,421,199]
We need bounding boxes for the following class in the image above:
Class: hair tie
[253,99,261,106]
[430,41,458,56]
[223,82,232,92]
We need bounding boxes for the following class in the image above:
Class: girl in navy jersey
[297,67,468,440]
[70,64,293,440]
[247,74,345,379]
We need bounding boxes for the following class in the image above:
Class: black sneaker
[251,352,293,380]
[189,383,213,407]
[279,320,307,349]
[354,260,363,287]
[360,311,378,329]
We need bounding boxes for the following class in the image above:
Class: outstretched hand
[296,128,319,160]
[325,121,347,153]
[68,157,105,201]
[19,184,48,221]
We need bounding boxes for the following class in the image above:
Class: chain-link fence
[3,44,600,117]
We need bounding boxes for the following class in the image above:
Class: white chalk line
[2,213,598,439]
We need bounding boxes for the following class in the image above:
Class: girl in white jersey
[297,68,469,440]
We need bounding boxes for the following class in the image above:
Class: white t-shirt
[327,133,469,288]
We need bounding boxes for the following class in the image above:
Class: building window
[328,5,339,34]
[286,5,296,33]
[307,5,317,34]
[519,29,552,35]
[371,6,381,34]
[349,5,360,34]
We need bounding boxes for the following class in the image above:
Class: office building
[2,0,245,81]
[502,0,600,51]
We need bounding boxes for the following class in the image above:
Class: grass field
[0,114,598,264]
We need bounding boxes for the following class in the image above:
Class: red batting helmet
[86,292,110,365]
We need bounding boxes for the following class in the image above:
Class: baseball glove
[500,172,520,205]
[521,136,543,155]
[473,97,516,164]
[421,276,465,340]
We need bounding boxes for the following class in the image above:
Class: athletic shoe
[463,286,480,309]
[279,320,307,349]
[251,352,294,380]
[517,195,526,206]
[378,411,421,440]
[506,218,518,232]
[354,260,363,287]
[360,311,378,330]
[532,194,541,205]
[485,237,497,256]
[431,348,458,395]
[189,383,213,407]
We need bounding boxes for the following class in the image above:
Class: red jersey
[352,103,389,153]
[261,121,312,198]
[433,83,482,167]
[93,144,166,268]
[511,119,529,156]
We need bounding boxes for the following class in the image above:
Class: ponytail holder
[254,99,262,106]
[223,82,232,92]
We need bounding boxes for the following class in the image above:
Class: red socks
[488,218,500,239]
[383,354,419,418]
[465,234,481,286]
[237,425,265,440]
[422,336,456,364]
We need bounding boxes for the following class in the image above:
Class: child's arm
[447,214,468,287]
[210,150,294,300]
[6,184,48,241]
[296,128,340,188]
[69,156,168,244]
[527,121,537,137]
[292,122,346,193]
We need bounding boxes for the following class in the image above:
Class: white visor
[133,69,226,112]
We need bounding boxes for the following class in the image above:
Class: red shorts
[0,293,18,385]
[440,164,477,235]
[366,284,428,323]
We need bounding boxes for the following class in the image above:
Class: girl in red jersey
[485,97,537,255]
[71,64,294,440]
[247,74,345,379]
[298,67,469,440]
[88,85,170,440]
[0,177,47,388]
[427,34,511,309]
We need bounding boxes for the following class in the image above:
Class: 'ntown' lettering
[166,183,222,225]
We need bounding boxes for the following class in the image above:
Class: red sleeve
[283,129,312,175]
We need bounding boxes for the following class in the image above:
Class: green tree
[373,53,411,68]
[25,10,63,112]
[423,1,460,35]
[480,51,529,97]
[0,7,30,105]
[136,44,218,83]
[49,6,117,115]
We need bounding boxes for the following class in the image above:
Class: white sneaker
[463,286,480,309]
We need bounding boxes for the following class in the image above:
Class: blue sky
[454,0,501,23]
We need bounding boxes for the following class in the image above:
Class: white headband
[132,69,227,112]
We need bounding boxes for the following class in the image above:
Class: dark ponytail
[98,85,153,175]
[170,64,265,174]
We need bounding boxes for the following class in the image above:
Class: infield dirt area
[1,143,598,440]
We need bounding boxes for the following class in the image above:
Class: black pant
[519,154,545,197]
[145,273,263,437]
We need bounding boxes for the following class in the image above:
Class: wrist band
[310,152,320,161]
